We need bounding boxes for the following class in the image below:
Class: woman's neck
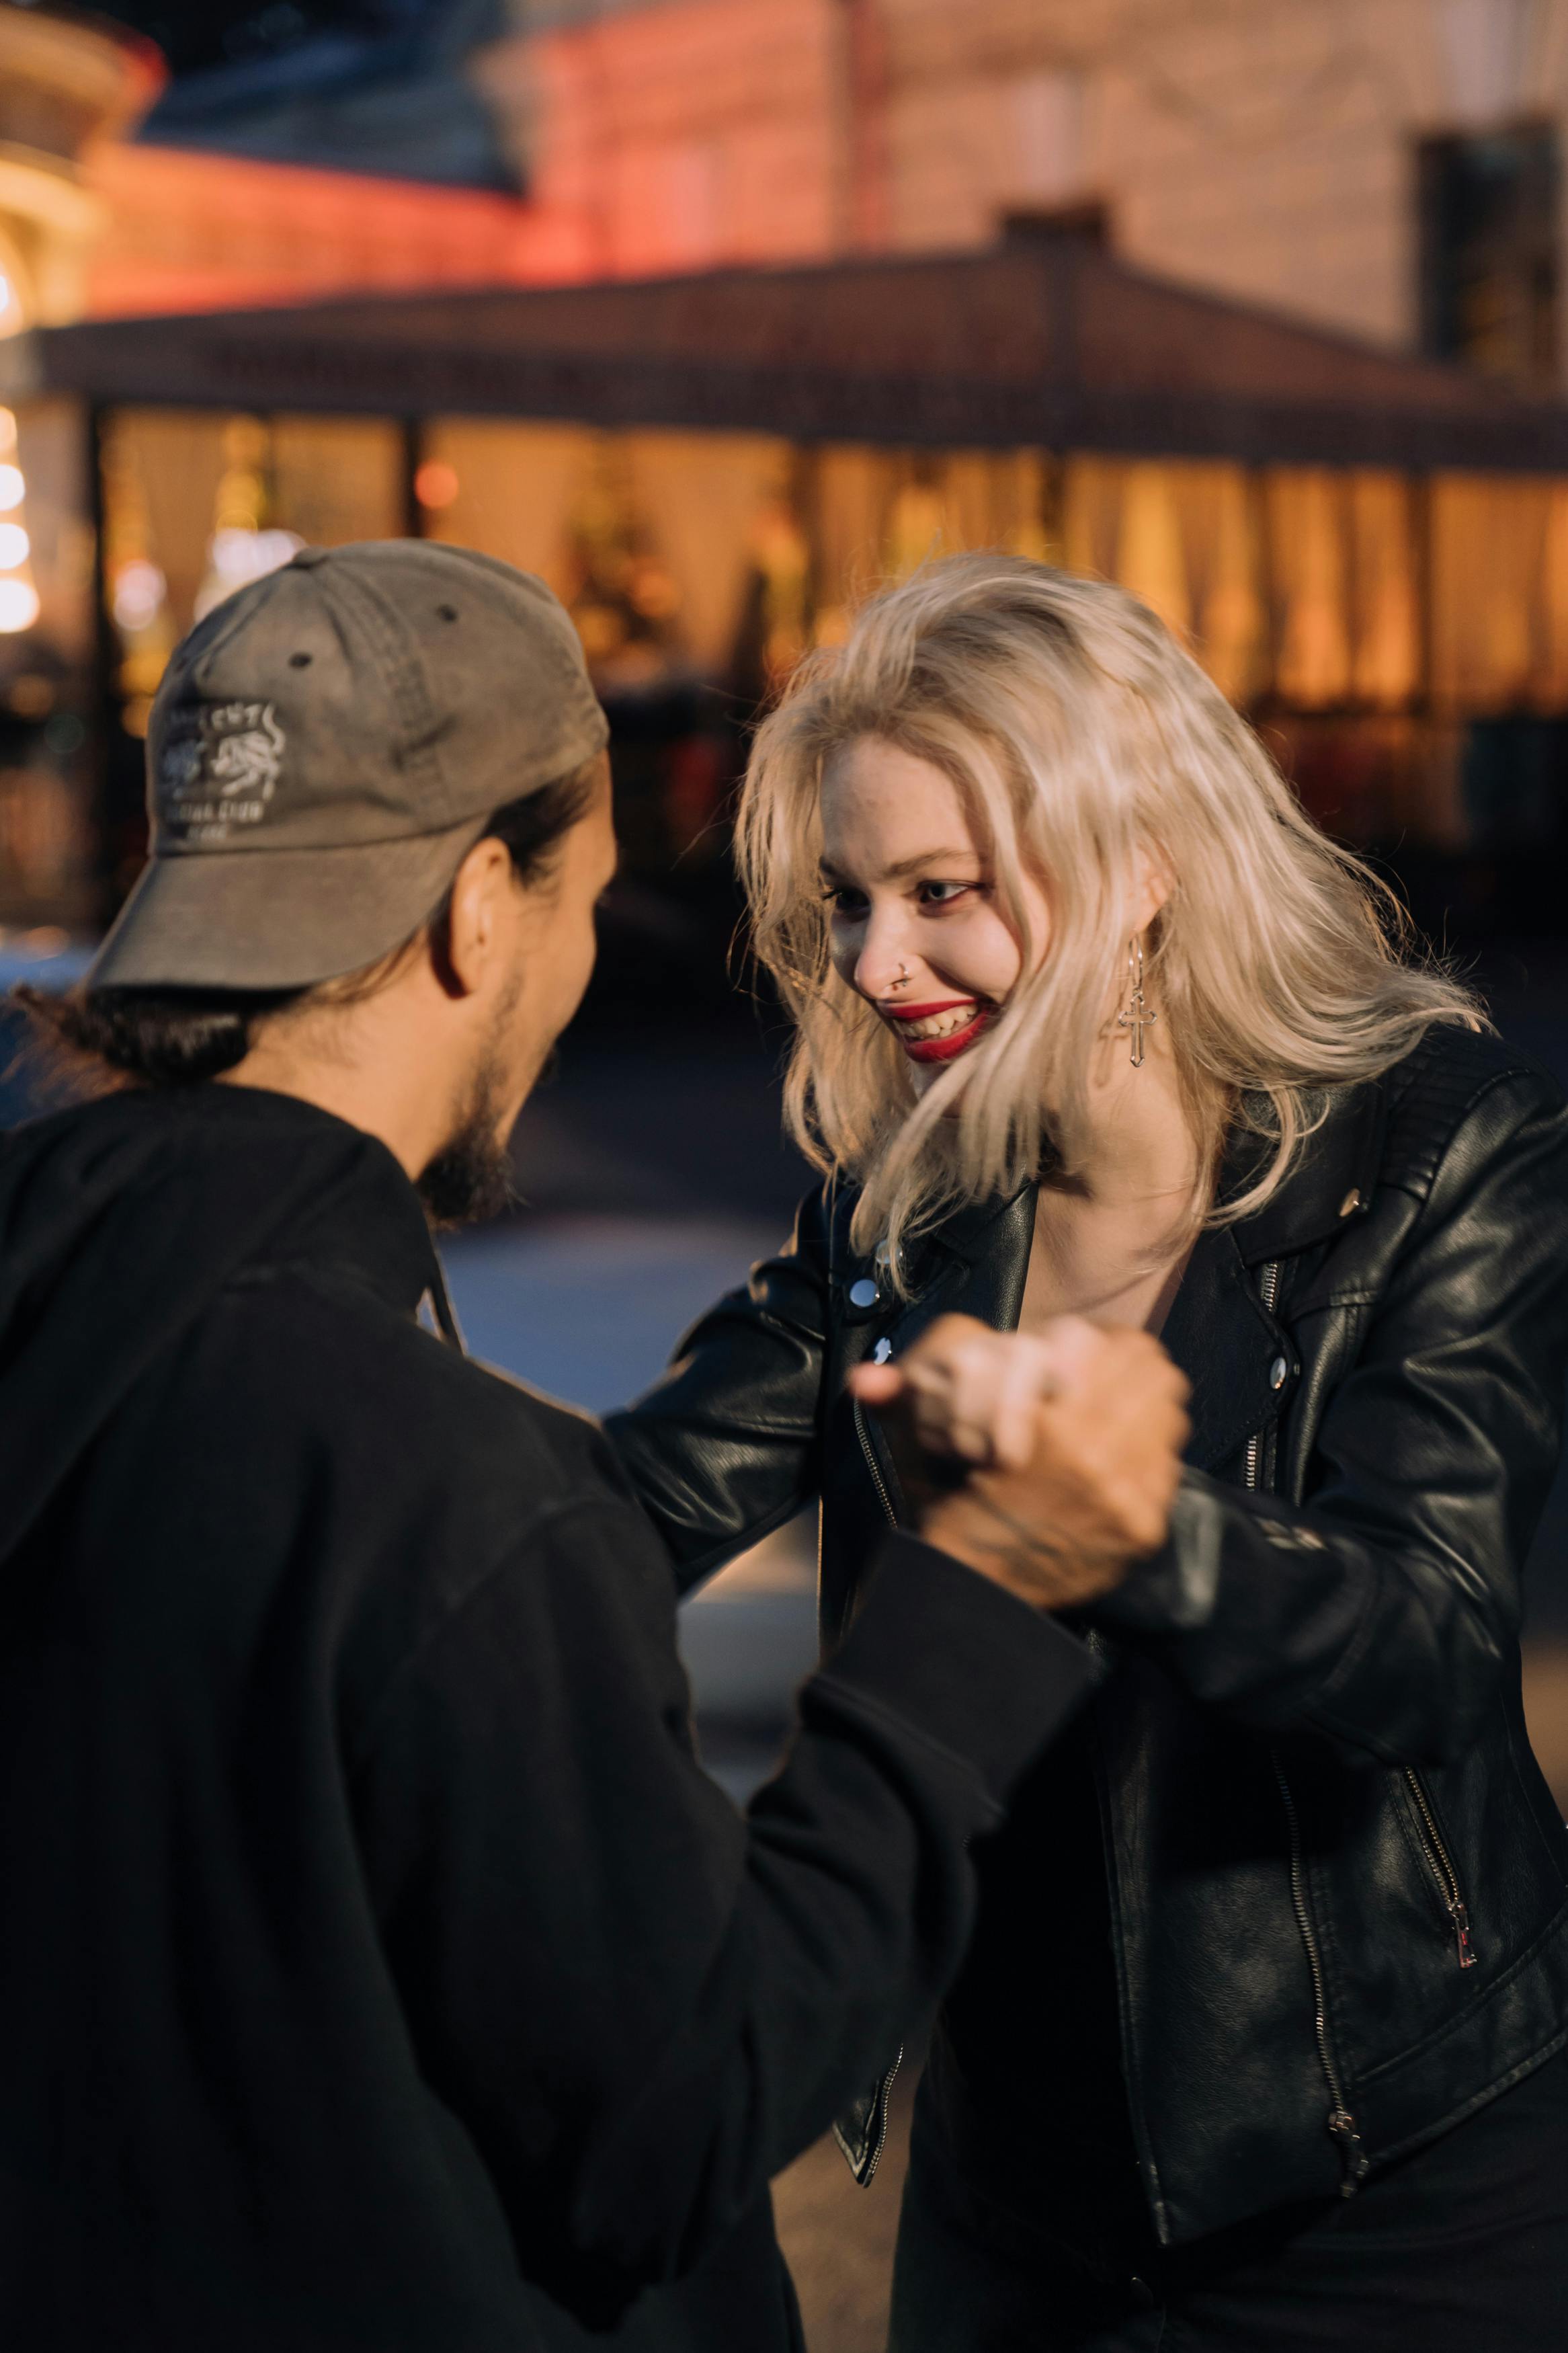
[1070,1028,1206,1215]
[1021,1032,1211,1334]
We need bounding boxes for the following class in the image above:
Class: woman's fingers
[881,1315,1071,1468]
[862,1314,1189,1493]
[993,1343,1060,1471]
[911,1327,1008,1462]
[865,1318,1184,1497]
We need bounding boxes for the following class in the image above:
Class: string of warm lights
[0,409,38,636]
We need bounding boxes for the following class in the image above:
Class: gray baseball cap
[87,540,609,991]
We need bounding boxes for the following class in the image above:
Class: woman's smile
[878,996,997,1062]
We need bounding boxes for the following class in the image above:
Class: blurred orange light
[414,461,460,511]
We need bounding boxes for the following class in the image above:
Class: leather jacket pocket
[1401,1768,1477,1970]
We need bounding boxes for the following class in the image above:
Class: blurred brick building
[499,0,1568,388]
[7,0,1568,947]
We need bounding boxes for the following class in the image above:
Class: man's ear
[442,836,517,998]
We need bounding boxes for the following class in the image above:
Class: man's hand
[848,1316,1190,1611]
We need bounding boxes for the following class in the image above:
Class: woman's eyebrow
[884,848,979,879]
[818,849,979,884]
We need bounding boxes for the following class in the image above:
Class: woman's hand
[850,1312,1114,1472]
[850,1316,1190,1609]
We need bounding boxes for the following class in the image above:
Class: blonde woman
[607,555,1568,2350]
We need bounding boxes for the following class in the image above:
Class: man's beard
[417,1008,522,1232]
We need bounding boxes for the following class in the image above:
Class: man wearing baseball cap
[0,542,1187,2350]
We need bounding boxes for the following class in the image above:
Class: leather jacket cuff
[1088,1474,1227,1634]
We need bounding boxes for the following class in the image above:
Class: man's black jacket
[0,1084,1098,2350]
[609,1023,1568,2247]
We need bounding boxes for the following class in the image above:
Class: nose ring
[890,964,909,991]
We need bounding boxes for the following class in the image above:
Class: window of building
[1418,123,1560,387]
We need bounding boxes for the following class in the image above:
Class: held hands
[848,1315,1190,1611]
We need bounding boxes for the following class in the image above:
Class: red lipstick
[902,1008,992,1063]
[878,996,995,1064]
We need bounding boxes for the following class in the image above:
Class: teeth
[900,1004,978,1041]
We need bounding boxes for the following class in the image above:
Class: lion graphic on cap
[206,703,286,798]
[159,701,286,838]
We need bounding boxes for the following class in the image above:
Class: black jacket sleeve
[603,1187,834,1595]
[349,1499,1097,2325]
[1098,1066,1568,1767]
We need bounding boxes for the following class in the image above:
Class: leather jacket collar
[922,1074,1389,1281]
[1225,1078,1387,1263]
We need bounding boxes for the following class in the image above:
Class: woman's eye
[823,887,868,917]
[919,880,977,907]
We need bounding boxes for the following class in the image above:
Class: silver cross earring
[1116,936,1159,1067]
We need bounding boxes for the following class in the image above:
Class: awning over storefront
[15,229,1568,472]
[12,227,1568,911]
[3,233,1568,936]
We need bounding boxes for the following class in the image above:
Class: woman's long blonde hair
[736,553,1479,1280]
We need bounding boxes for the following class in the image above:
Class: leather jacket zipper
[855,2055,900,2186]
[1242,1255,1282,1488]
[1245,1259,1282,1494]
[854,1395,899,1529]
[851,1389,903,2178]
[1249,1261,1368,2197]
[1271,1755,1368,2195]
[1404,1767,1477,1968]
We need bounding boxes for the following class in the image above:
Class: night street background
[8,3,1568,2340]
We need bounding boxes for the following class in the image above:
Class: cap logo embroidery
[160,701,286,842]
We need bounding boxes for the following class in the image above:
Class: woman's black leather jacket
[606,1025,1568,2246]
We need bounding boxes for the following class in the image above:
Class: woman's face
[819,737,1051,1095]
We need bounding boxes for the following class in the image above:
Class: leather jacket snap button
[872,1234,906,1291]
[848,1277,879,1310]
[1269,1354,1289,1390]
